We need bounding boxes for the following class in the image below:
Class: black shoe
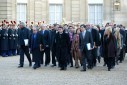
[64,67,67,70]
[29,62,32,67]
[45,64,49,67]
[18,65,23,68]
[75,66,79,68]
[119,61,122,63]
[108,68,111,71]
[51,64,56,67]
[60,68,64,70]
[70,65,73,67]
[38,64,41,67]
[81,69,86,72]
[33,64,40,69]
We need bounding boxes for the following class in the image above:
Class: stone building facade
[0,0,127,26]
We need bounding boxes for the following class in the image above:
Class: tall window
[88,4,103,25]
[49,4,62,24]
[17,3,27,23]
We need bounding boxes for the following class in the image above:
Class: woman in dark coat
[103,27,117,71]
[56,26,70,70]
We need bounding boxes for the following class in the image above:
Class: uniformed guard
[8,21,14,56]
[12,21,18,56]
[1,23,9,57]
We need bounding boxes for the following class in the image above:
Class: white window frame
[49,4,63,24]
[88,4,103,25]
[17,3,27,24]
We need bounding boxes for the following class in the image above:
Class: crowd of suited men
[0,20,127,71]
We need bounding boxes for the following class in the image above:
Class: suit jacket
[29,33,40,50]
[91,28,100,46]
[120,29,126,44]
[38,30,50,48]
[79,30,93,52]
[0,28,8,50]
[56,32,69,49]
[18,27,30,46]
[50,29,57,50]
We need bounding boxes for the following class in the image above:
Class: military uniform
[12,28,18,55]
[1,28,8,57]
[8,27,14,56]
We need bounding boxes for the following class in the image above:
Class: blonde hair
[105,26,112,33]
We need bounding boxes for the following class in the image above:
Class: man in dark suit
[119,25,126,63]
[29,27,41,69]
[87,25,100,67]
[38,24,50,66]
[50,24,59,67]
[18,22,32,68]
[79,24,94,71]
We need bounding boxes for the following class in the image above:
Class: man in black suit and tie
[39,24,50,66]
[87,24,100,67]
[79,24,94,71]
[18,22,32,68]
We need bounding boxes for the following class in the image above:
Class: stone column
[103,0,113,24]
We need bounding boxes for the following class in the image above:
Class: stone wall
[0,0,127,26]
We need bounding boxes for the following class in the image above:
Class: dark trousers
[12,49,16,55]
[8,50,12,56]
[1,50,8,57]
[119,46,126,62]
[92,48,98,66]
[68,50,73,66]
[32,48,41,66]
[20,45,32,66]
[52,47,56,65]
[107,57,114,69]
[57,48,67,69]
[82,50,92,70]
[40,47,50,65]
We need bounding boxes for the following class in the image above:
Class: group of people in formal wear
[0,20,127,71]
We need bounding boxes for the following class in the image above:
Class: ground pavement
[0,55,127,85]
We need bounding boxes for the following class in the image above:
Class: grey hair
[40,24,47,28]
[20,22,26,27]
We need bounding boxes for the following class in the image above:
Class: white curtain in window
[17,4,27,23]
[49,4,62,24]
[88,4,103,25]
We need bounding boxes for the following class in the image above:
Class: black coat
[8,28,14,49]
[120,29,126,44]
[13,29,18,49]
[103,34,117,58]
[56,32,69,61]
[38,30,50,48]
[18,27,30,46]
[50,29,57,50]
[79,31,94,52]
[0,28,8,50]
[91,28,100,46]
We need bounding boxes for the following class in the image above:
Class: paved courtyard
[0,55,127,85]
